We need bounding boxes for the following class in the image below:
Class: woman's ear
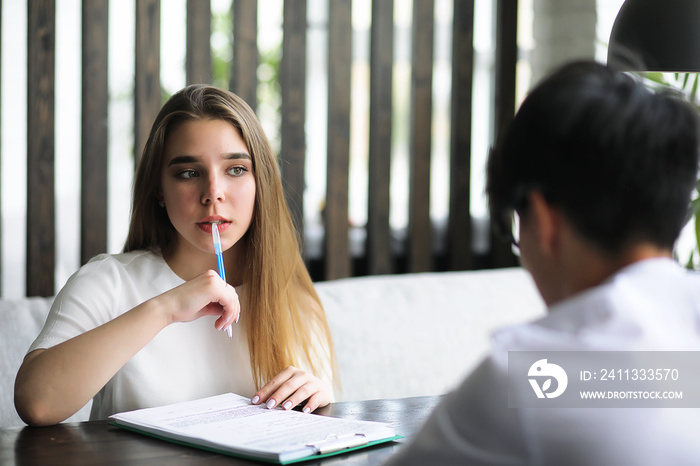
[526,191,562,255]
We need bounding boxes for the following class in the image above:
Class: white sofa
[0,267,545,428]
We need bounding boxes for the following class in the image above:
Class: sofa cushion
[317,268,545,401]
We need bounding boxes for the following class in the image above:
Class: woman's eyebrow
[223,152,251,160]
[167,155,199,166]
[167,152,251,167]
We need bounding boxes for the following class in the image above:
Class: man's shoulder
[492,258,700,353]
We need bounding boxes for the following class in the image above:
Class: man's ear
[527,191,561,255]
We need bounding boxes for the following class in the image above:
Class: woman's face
[160,118,256,261]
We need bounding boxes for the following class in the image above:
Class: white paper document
[109,393,399,464]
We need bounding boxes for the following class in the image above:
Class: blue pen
[212,223,233,338]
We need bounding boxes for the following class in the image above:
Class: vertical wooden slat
[0,0,3,296]
[367,0,394,275]
[186,0,212,85]
[134,0,161,167]
[231,0,258,110]
[491,0,519,268]
[27,0,56,297]
[407,0,434,273]
[81,0,109,265]
[325,0,352,280]
[447,0,474,271]
[279,0,307,242]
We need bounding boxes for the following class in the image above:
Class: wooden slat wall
[366,0,394,276]
[447,0,475,271]
[407,0,435,273]
[80,0,109,266]
[324,0,353,280]
[26,0,56,297]
[17,0,520,297]
[279,0,307,240]
[0,0,3,296]
[491,0,519,268]
[186,0,212,85]
[134,0,161,166]
[231,0,258,111]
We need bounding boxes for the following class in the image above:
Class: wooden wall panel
[367,0,394,275]
[26,0,56,297]
[14,0,519,297]
[279,0,307,242]
[186,0,212,85]
[407,0,435,273]
[81,0,109,266]
[0,0,3,296]
[134,0,161,167]
[491,0,519,268]
[447,0,475,271]
[231,0,258,110]
[324,0,353,280]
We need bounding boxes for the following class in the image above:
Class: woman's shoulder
[53,250,178,316]
[84,249,162,267]
[77,250,166,277]
[64,250,173,294]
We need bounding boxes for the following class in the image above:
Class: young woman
[15,85,336,426]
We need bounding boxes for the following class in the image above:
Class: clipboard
[109,393,403,464]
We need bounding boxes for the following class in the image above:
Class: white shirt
[386,258,700,465]
[29,251,256,420]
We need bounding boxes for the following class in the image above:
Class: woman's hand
[163,269,240,332]
[251,366,332,414]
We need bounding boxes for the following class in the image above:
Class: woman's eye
[228,166,247,176]
[176,169,198,179]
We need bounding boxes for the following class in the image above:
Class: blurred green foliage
[640,72,700,268]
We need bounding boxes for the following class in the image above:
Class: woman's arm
[14,270,239,426]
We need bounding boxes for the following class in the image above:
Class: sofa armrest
[0,297,91,428]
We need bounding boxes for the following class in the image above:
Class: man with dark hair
[385,61,700,465]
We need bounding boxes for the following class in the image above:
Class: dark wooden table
[0,396,441,465]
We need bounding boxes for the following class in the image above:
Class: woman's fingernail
[266,399,276,409]
[303,406,311,414]
[283,401,292,410]
[251,395,260,404]
[235,313,240,324]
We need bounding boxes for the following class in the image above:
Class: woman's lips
[197,221,231,234]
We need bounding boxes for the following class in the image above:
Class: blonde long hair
[124,85,336,389]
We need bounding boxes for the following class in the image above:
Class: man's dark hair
[487,60,700,253]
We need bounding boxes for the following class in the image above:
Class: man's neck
[555,242,672,306]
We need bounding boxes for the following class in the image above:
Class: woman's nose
[201,174,225,204]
